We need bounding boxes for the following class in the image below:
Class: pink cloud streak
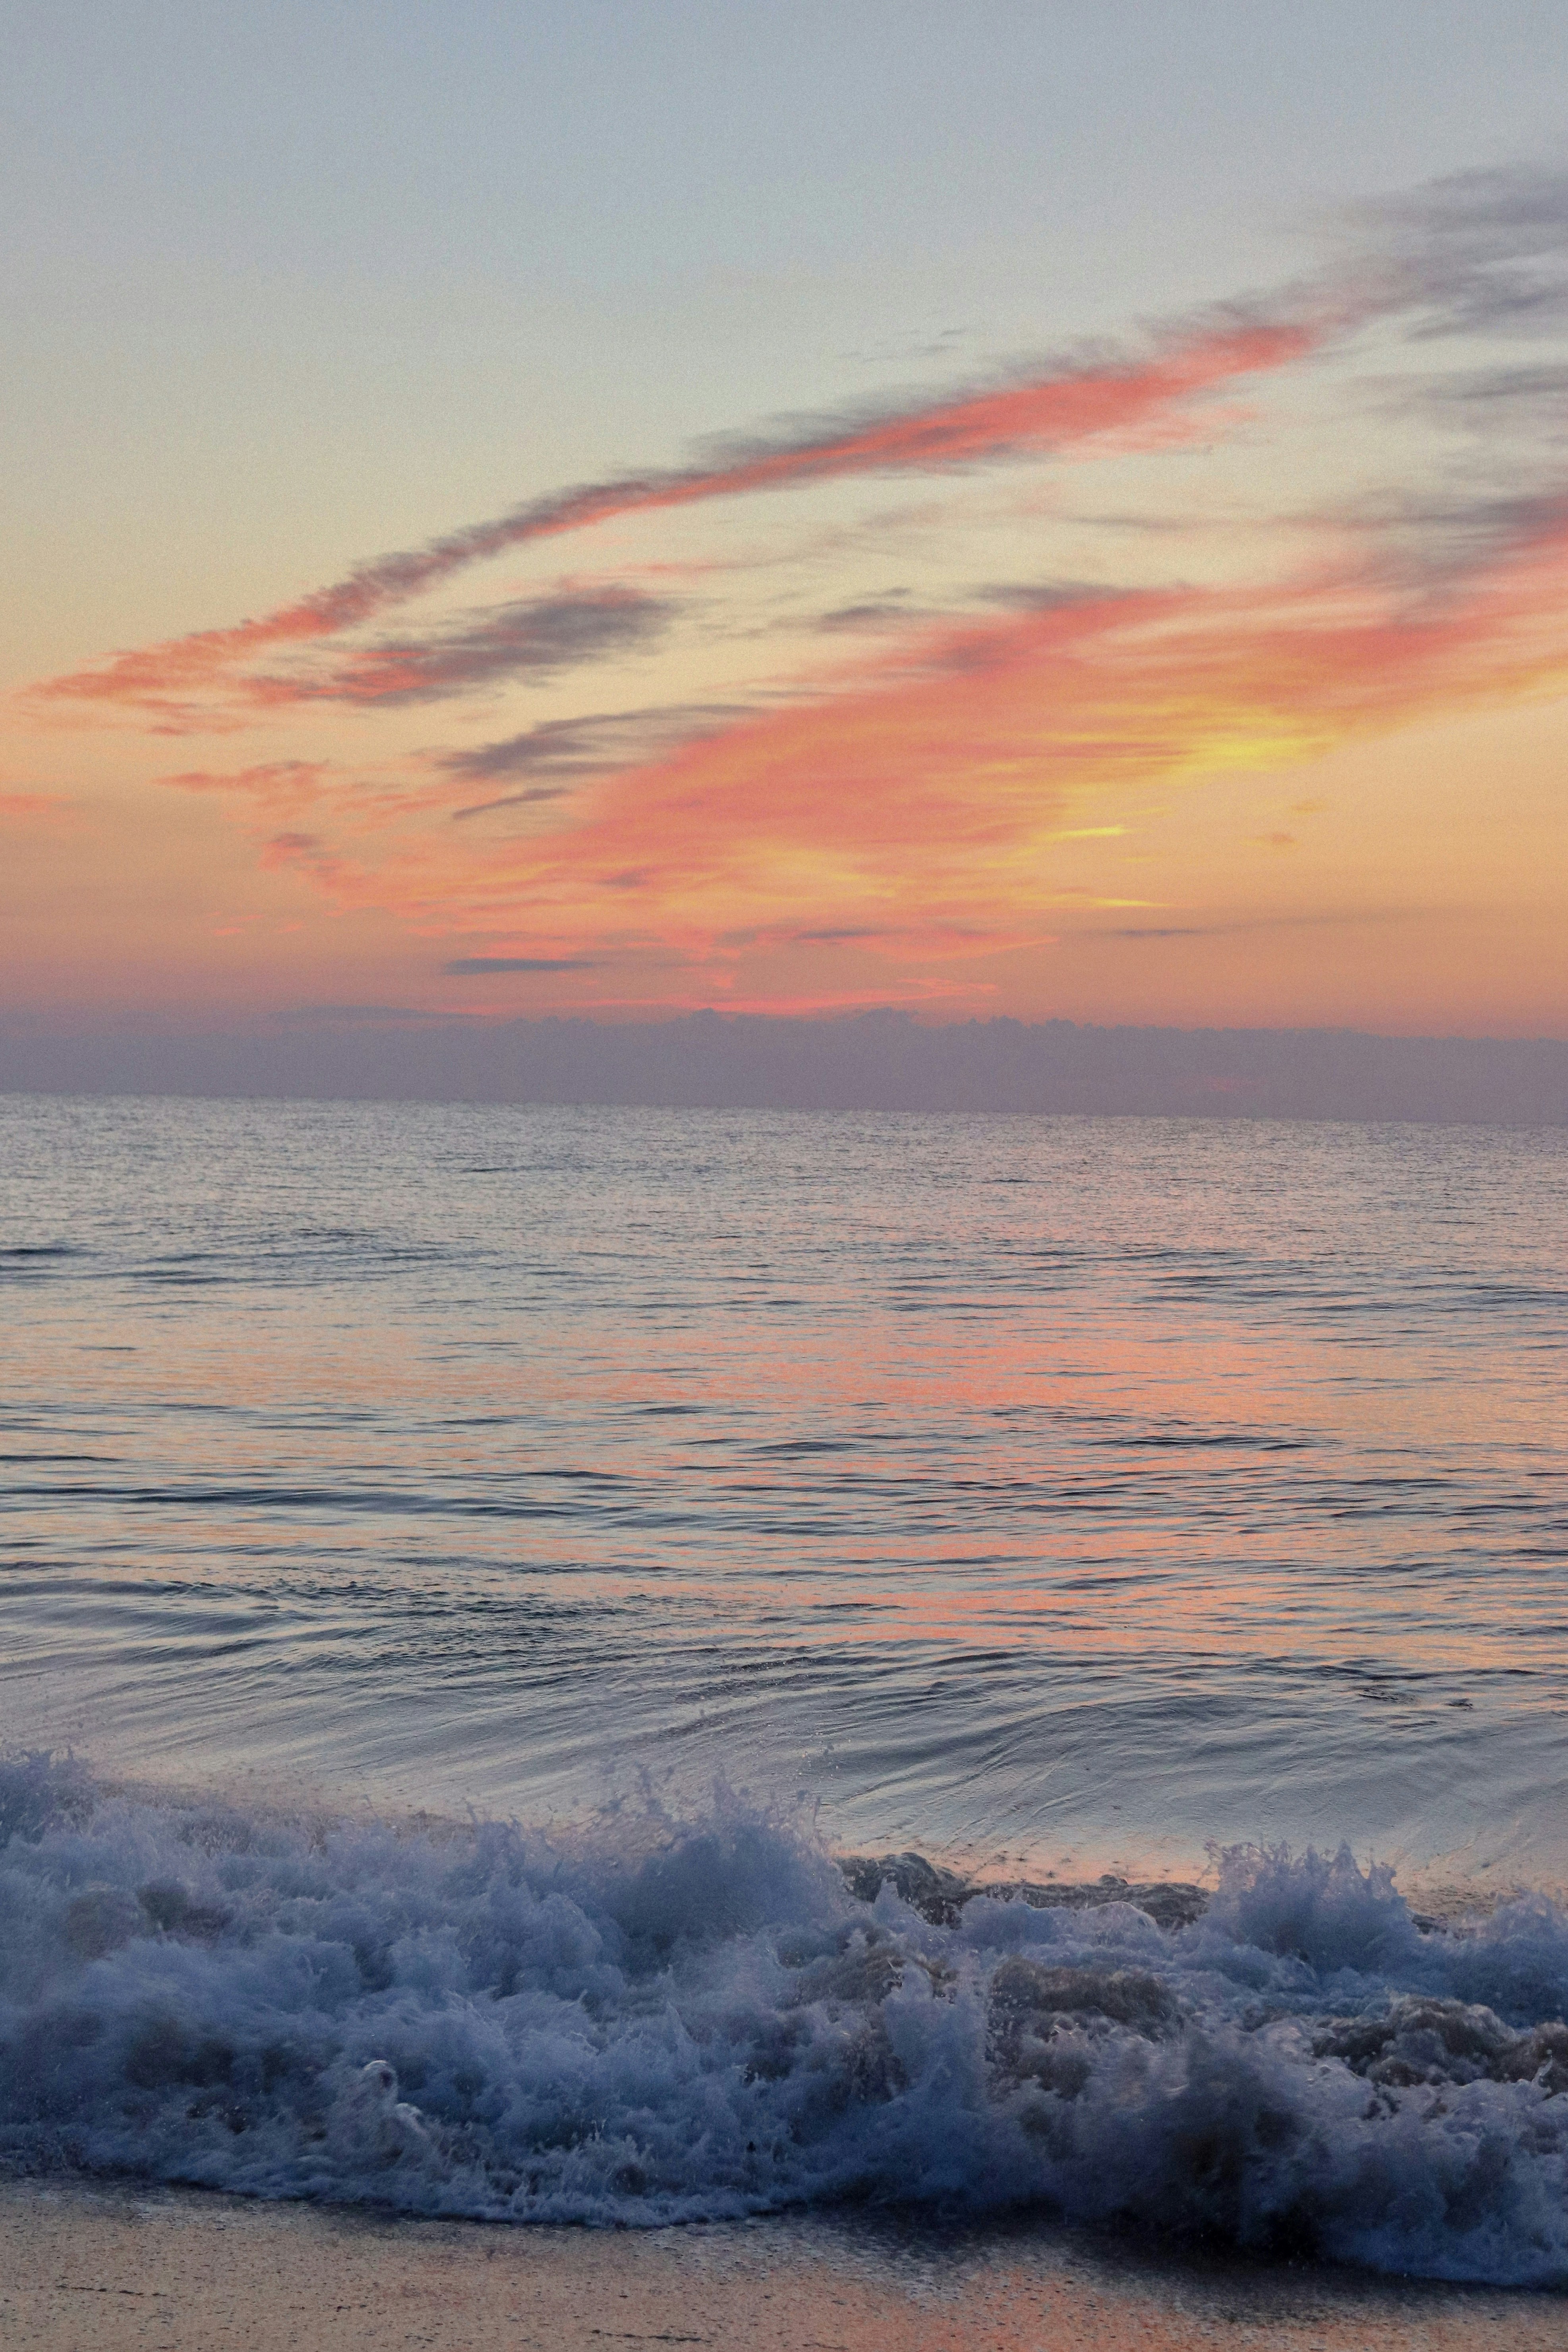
[33,319,1317,722]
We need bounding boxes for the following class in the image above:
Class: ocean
[3,1093,1567,2280]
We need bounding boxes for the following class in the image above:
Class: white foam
[3,1756,1568,2282]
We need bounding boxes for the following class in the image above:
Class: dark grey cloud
[1355,165,1568,342]
[792,926,883,943]
[1096,910,1410,942]
[1418,362,1568,415]
[444,701,743,805]
[815,596,916,632]
[1312,170,1568,580]
[449,785,570,823]
[839,324,975,366]
[978,579,1123,610]
[441,956,602,975]
[286,592,673,709]
[1364,350,1568,463]
[1340,484,1568,565]
[1362,379,1568,564]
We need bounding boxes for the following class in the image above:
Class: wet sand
[3,2179,1566,2352]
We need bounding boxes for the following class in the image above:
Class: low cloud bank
[2,1012,1564,1124]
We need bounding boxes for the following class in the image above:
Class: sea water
[2,1094,1566,2277]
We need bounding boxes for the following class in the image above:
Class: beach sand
[3,2179,1566,2352]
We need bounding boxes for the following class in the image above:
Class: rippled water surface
[3,1094,1565,1886]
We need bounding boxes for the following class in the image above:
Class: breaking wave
[4,1754,1568,2283]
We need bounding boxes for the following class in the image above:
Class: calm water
[4,1093,1564,1887]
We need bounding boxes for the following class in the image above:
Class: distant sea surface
[6,1093,1564,1884]
[4,1094,1568,2273]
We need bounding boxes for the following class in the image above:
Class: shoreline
[3,2177,1566,2352]
[71,1763,1551,1921]
[58,1762,1538,1931]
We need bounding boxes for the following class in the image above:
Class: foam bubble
[3,1757,1567,2282]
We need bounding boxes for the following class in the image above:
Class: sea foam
[4,1754,1568,2283]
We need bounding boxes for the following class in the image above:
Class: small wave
[3,1755,1568,2282]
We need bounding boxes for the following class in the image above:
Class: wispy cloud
[442,702,745,810]
[162,759,334,809]
[441,955,603,974]
[1098,910,1412,940]
[0,791,76,824]
[367,499,1568,958]
[31,317,1317,722]
[30,166,1568,735]
[258,830,358,892]
[256,590,672,712]
[1358,164,1568,339]
[18,166,1568,1020]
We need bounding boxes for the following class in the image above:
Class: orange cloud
[251,505,1568,993]
[32,319,1316,725]
[163,760,334,811]
[0,791,78,828]
[16,170,1568,1031]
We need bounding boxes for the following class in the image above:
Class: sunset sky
[6,4,1567,1045]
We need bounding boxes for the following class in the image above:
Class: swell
[4,1756,1568,2282]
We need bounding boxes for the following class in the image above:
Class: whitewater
[6,1754,1568,2282]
